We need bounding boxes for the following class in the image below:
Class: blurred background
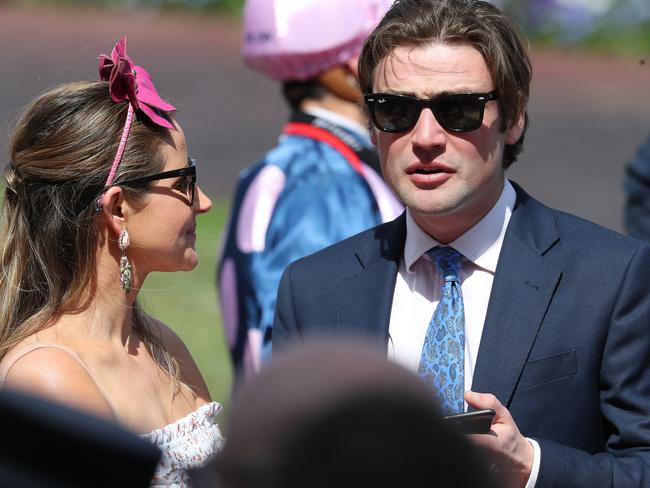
[0,0,648,414]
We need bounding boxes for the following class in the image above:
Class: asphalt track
[1,4,649,234]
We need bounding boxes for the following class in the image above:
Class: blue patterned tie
[419,246,465,415]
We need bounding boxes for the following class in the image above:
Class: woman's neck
[64,244,146,345]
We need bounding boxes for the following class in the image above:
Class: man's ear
[370,128,378,146]
[505,96,526,145]
[100,186,126,238]
[345,56,359,78]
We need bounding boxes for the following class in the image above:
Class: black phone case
[443,409,495,434]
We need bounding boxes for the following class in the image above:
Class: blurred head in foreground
[205,340,494,488]
[0,388,160,487]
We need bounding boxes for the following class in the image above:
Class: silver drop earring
[118,228,132,294]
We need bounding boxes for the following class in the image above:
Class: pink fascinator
[99,37,175,129]
[97,37,176,192]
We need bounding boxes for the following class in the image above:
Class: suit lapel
[335,214,406,346]
[472,184,562,407]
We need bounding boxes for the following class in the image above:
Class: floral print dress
[142,402,224,487]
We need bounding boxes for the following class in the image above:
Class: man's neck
[411,180,506,244]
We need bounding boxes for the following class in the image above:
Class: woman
[0,38,223,486]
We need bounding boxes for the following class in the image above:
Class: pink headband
[98,37,176,190]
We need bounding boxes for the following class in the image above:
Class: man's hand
[465,391,534,488]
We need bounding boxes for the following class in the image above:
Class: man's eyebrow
[374,89,464,99]
[374,88,419,97]
[424,90,458,98]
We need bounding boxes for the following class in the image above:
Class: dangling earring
[118,228,132,294]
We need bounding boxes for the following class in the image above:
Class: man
[273,1,650,486]
[218,0,402,378]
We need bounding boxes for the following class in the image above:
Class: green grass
[529,21,650,59]
[139,197,234,413]
[580,22,650,59]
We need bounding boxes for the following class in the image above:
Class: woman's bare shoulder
[1,340,115,421]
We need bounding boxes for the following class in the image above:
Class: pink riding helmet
[242,0,394,81]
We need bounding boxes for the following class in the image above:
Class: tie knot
[427,246,462,282]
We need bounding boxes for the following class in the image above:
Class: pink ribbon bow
[98,37,176,129]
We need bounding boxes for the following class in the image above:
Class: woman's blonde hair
[0,80,179,381]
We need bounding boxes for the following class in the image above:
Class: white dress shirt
[387,179,540,487]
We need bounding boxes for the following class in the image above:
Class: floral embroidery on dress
[142,402,224,487]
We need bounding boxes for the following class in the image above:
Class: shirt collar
[404,179,516,273]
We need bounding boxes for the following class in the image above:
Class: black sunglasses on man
[364,91,497,133]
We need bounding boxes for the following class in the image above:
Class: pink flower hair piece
[97,37,176,191]
[99,37,176,129]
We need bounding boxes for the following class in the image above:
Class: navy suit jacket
[274,182,650,487]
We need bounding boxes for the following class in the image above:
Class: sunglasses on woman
[115,157,197,206]
[82,157,197,213]
[364,91,497,133]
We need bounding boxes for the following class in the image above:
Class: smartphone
[443,409,495,434]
